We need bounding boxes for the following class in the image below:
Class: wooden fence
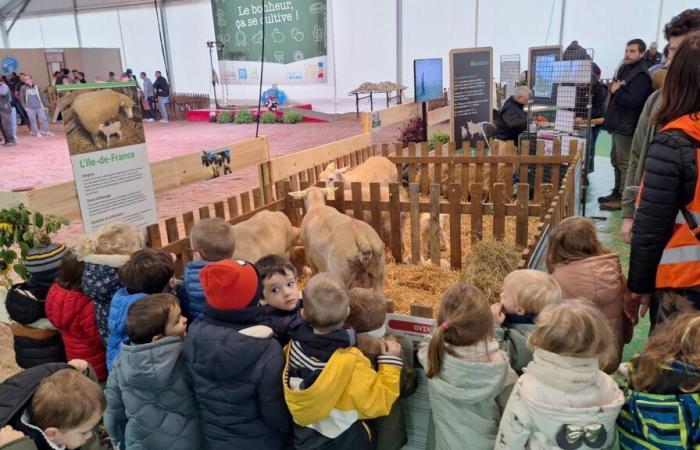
[161,93,210,121]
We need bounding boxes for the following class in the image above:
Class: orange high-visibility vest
[637,115,700,289]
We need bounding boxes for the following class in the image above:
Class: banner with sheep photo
[56,82,157,234]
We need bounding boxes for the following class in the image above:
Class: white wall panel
[38,14,79,48]
[116,5,165,83]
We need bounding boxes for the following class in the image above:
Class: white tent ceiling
[0,0,174,19]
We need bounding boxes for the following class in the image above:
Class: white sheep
[318,156,398,190]
[98,121,123,147]
[71,89,135,149]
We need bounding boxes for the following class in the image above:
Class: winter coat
[259,302,302,346]
[629,117,699,294]
[106,288,146,371]
[417,340,516,450]
[183,307,292,450]
[5,284,46,326]
[495,96,527,141]
[81,254,130,345]
[603,60,652,136]
[176,260,209,321]
[44,283,107,381]
[495,348,624,450]
[10,323,65,369]
[105,336,203,450]
[153,76,170,98]
[551,253,632,371]
[621,90,663,218]
[494,317,535,375]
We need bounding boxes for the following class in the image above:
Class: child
[106,249,174,371]
[0,361,106,450]
[418,283,517,450]
[256,254,302,345]
[284,273,402,450]
[618,313,700,448]
[45,251,107,382]
[177,218,235,320]
[76,222,143,345]
[183,259,291,450]
[491,269,561,374]
[547,216,632,371]
[495,300,624,449]
[105,293,202,450]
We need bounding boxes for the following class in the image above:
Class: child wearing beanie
[183,259,291,450]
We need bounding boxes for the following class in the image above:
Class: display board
[212,0,328,84]
[57,82,157,233]
[499,54,520,104]
[413,58,443,103]
[449,47,493,150]
[528,45,561,103]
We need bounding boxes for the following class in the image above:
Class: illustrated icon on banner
[309,2,324,14]
[252,29,263,45]
[313,25,324,42]
[235,31,246,47]
[238,68,248,80]
[274,52,285,64]
[272,28,285,43]
[216,7,226,27]
[293,51,305,61]
[222,32,231,44]
[291,28,305,42]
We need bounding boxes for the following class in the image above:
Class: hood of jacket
[106,288,147,370]
[113,336,184,389]
[551,254,624,307]
[80,253,130,268]
[663,114,700,142]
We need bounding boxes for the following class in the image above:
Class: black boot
[598,168,620,203]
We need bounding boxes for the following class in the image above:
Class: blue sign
[2,56,18,74]
[238,68,248,80]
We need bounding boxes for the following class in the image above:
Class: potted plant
[0,204,68,287]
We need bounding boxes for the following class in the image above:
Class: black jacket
[643,51,663,69]
[629,130,698,293]
[495,96,527,141]
[603,60,652,136]
[153,76,170,97]
[183,306,292,450]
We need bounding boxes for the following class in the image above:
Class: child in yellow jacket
[283,273,402,450]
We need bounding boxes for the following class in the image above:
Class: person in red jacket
[45,251,107,382]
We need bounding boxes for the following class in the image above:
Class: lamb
[71,89,135,149]
[318,156,398,190]
[98,121,122,147]
[231,210,302,271]
[290,186,385,292]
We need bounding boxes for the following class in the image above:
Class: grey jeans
[26,107,50,134]
[157,96,169,121]
[0,109,15,143]
[610,133,633,192]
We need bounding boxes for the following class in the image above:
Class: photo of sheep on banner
[56,82,157,234]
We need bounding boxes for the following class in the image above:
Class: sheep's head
[120,94,135,118]
[288,186,336,209]
[318,162,350,188]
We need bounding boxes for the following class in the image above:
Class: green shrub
[234,108,254,124]
[260,111,278,124]
[428,131,451,150]
[282,111,304,124]
[217,111,233,123]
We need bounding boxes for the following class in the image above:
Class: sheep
[98,121,122,147]
[318,156,398,190]
[290,186,385,292]
[231,210,302,272]
[71,89,135,149]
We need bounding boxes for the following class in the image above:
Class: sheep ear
[324,162,336,172]
[336,167,349,174]
[288,190,305,199]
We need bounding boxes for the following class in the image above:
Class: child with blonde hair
[491,269,561,374]
[547,216,632,371]
[496,300,624,450]
[75,223,143,345]
[618,313,700,448]
[418,283,517,450]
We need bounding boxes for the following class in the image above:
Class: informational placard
[528,45,561,102]
[500,54,521,103]
[212,0,328,84]
[57,82,157,233]
[449,47,493,150]
[385,313,435,450]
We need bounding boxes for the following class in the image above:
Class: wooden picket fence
[161,92,210,121]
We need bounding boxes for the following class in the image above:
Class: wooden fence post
[389,183,403,263]
[429,183,441,266]
[515,183,529,247]
[448,183,462,270]
[409,183,421,264]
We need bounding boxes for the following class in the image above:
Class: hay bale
[383,262,459,316]
[460,239,521,304]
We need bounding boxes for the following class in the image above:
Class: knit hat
[25,243,67,294]
[200,259,261,311]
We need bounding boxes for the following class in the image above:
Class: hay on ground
[460,239,521,304]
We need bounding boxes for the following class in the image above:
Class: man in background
[153,70,170,123]
[0,77,17,146]
[643,41,663,68]
[494,85,531,144]
[140,72,155,122]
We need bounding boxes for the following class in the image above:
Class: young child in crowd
[106,249,174,371]
[547,216,631,372]
[618,313,700,448]
[256,254,302,345]
[177,218,235,320]
[183,259,291,450]
[491,269,561,374]
[45,251,107,382]
[105,293,202,450]
[284,273,402,450]
[418,283,517,450]
[76,222,143,345]
[0,361,106,450]
[495,300,624,449]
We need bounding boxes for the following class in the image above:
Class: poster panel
[57,82,157,234]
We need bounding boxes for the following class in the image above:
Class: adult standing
[627,32,700,329]
[140,72,155,122]
[153,71,170,123]
[0,78,17,146]
[52,68,72,123]
[20,75,54,137]
[494,86,530,143]
[621,9,700,242]
[643,41,663,68]
[600,39,652,210]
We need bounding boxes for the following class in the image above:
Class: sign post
[449,47,493,151]
[57,82,157,233]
